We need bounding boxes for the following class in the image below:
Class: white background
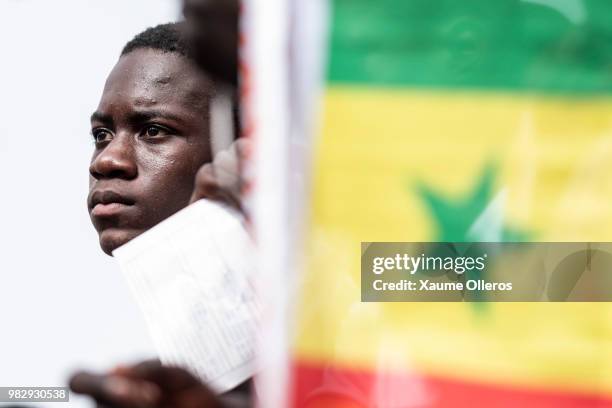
[0,1,180,406]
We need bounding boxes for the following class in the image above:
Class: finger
[127,362,201,393]
[110,365,132,376]
[126,363,223,408]
[234,137,252,183]
[126,360,163,374]
[70,372,161,408]
[211,164,241,196]
[234,137,252,162]
[191,181,242,212]
[213,149,239,176]
[214,139,253,196]
[190,164,218,203]
[190,165,242,211]
[70,371,107,396]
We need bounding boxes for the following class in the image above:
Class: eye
[141,125,171,139]
[92,128,113,145]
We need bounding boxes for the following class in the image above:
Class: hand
[190,137,250,214]
[182,0,239,86]
[70,360,225,408]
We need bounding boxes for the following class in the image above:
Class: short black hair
[121,22,192,59]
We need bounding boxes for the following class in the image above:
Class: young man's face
[88,48,213,255]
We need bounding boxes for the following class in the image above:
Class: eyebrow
[90,109,185,126]
[90,111,112,124]
[127,110,185,125]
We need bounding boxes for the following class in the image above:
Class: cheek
[135,143,205,214]
[141,136,208,172]
[140,143,204,184]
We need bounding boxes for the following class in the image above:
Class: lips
[88,190,135,217]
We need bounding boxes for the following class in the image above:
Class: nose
[89,134,138,180]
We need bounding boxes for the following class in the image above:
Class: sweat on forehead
[103,48,214,111]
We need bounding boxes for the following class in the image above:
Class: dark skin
[70,361,226,408]
[88,48,213,255]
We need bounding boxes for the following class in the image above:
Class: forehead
[99,48,212,114]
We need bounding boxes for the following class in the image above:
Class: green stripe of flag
[328,0,612,94]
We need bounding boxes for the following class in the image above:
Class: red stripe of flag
[291,360,612,407]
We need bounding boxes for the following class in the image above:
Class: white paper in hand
[113,200,259,393]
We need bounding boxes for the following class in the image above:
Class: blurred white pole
[242,0,291,407]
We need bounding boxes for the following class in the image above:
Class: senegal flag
[289,0,612,406]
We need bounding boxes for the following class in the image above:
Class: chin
[98,228,142,256]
